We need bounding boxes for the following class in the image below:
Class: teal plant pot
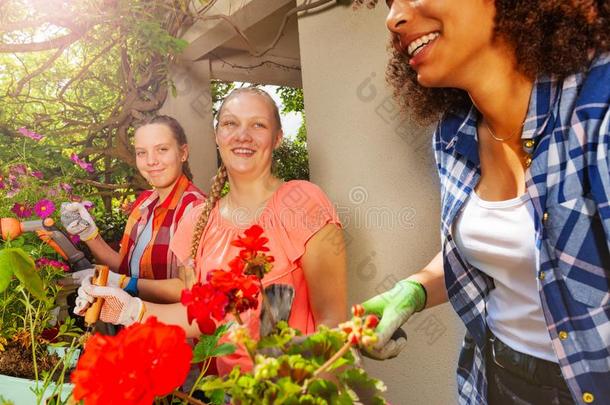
[0,373,73,404]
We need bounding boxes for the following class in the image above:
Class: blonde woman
[74,88,347,375]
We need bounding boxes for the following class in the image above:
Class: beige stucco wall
[160,59,218,191]
[297,4,464,404]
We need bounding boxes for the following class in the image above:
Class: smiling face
[134,123,188,193]
[215,92,283,180]
[386,0,497,88]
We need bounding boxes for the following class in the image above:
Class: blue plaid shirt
[434,52,610,405]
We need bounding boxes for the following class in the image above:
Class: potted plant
[0,234,83,405]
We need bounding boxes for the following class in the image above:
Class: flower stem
[173,390,208,405]
[234,312,243,325]
[188,358,212,397]
[312,341,352,378]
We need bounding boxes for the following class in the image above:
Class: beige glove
[74,277,145,326]
[59,267,126,289]
[60,202,99,241]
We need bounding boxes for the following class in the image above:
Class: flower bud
[352,304,365,317]
[364,315,379,329]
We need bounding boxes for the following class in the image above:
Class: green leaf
[192,335,217,363]
[307,379,339,401]
[199,377,233,392]
[340,368,387,405]
[214,322,232,337]
[0,248,46,301]
[208,389,225,405]
[0,262,11,293]
[210,343,236,357]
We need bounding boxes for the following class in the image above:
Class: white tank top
[453,191,557,362]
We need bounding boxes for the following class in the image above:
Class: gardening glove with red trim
[74,277,145,326]
[360,279,426,360]
[59,267,126,289]
[60,202,99,241]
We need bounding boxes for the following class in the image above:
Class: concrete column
[160,59,218,191]
[297,4,464,404]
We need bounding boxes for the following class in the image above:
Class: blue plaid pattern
[434,52,610,405]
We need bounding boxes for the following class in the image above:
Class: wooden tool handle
[84,265,109,326]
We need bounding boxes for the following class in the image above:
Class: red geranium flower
[181,283,228,334]
[72,317,192,405]
[231,224,270,256]
[207,268,260,314]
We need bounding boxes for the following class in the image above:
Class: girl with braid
[73,88,348,376]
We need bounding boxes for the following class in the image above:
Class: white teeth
[407,32,440,57]
[233,148,254,155]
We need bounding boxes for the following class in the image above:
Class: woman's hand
[60,267,126,289]
[361,280,426,359]
[60,202,99,241]
[74,277,144,326]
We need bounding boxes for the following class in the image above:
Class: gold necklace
[482,119,524,142]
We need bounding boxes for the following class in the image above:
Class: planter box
[0,373,73,404]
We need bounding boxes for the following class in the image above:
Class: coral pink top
[170,180,342,375]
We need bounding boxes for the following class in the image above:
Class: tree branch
[74,179,130,190]
[9,45,68,96]
[0,31,82,53]
[59,39,118,99]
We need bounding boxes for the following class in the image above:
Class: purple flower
[70,153,94,173]
[82,200,94,210]
[0,176,5,190]
[31,171,43,180]
[60,183,73,193]
[11,203,32,218]
[69,234,81,244]
[34,199,55,219]
[36,257,70,272]
[9,164,27,176]
[17,127,44,141]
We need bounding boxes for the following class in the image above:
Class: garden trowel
[259,284,295,337]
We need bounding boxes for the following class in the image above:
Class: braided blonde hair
[189,164,228,265]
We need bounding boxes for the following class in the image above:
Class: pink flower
[0,176,5,190]
[17,127,44,141]
[36,257,70,272]
[60,183,73,193]
[9,164,27,176]
[11,203,32,218]
[69,234,81,244]
[83,201,94,210]
[70,153,94,173]
[31,171,43,179]
[34,199,55,219]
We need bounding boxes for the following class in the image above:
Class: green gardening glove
[361,279,426,360]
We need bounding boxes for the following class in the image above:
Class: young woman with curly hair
[361,1,610,404]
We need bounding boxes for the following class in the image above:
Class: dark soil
[0,341,62,380]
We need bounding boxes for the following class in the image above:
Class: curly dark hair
[380,0,610,124]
